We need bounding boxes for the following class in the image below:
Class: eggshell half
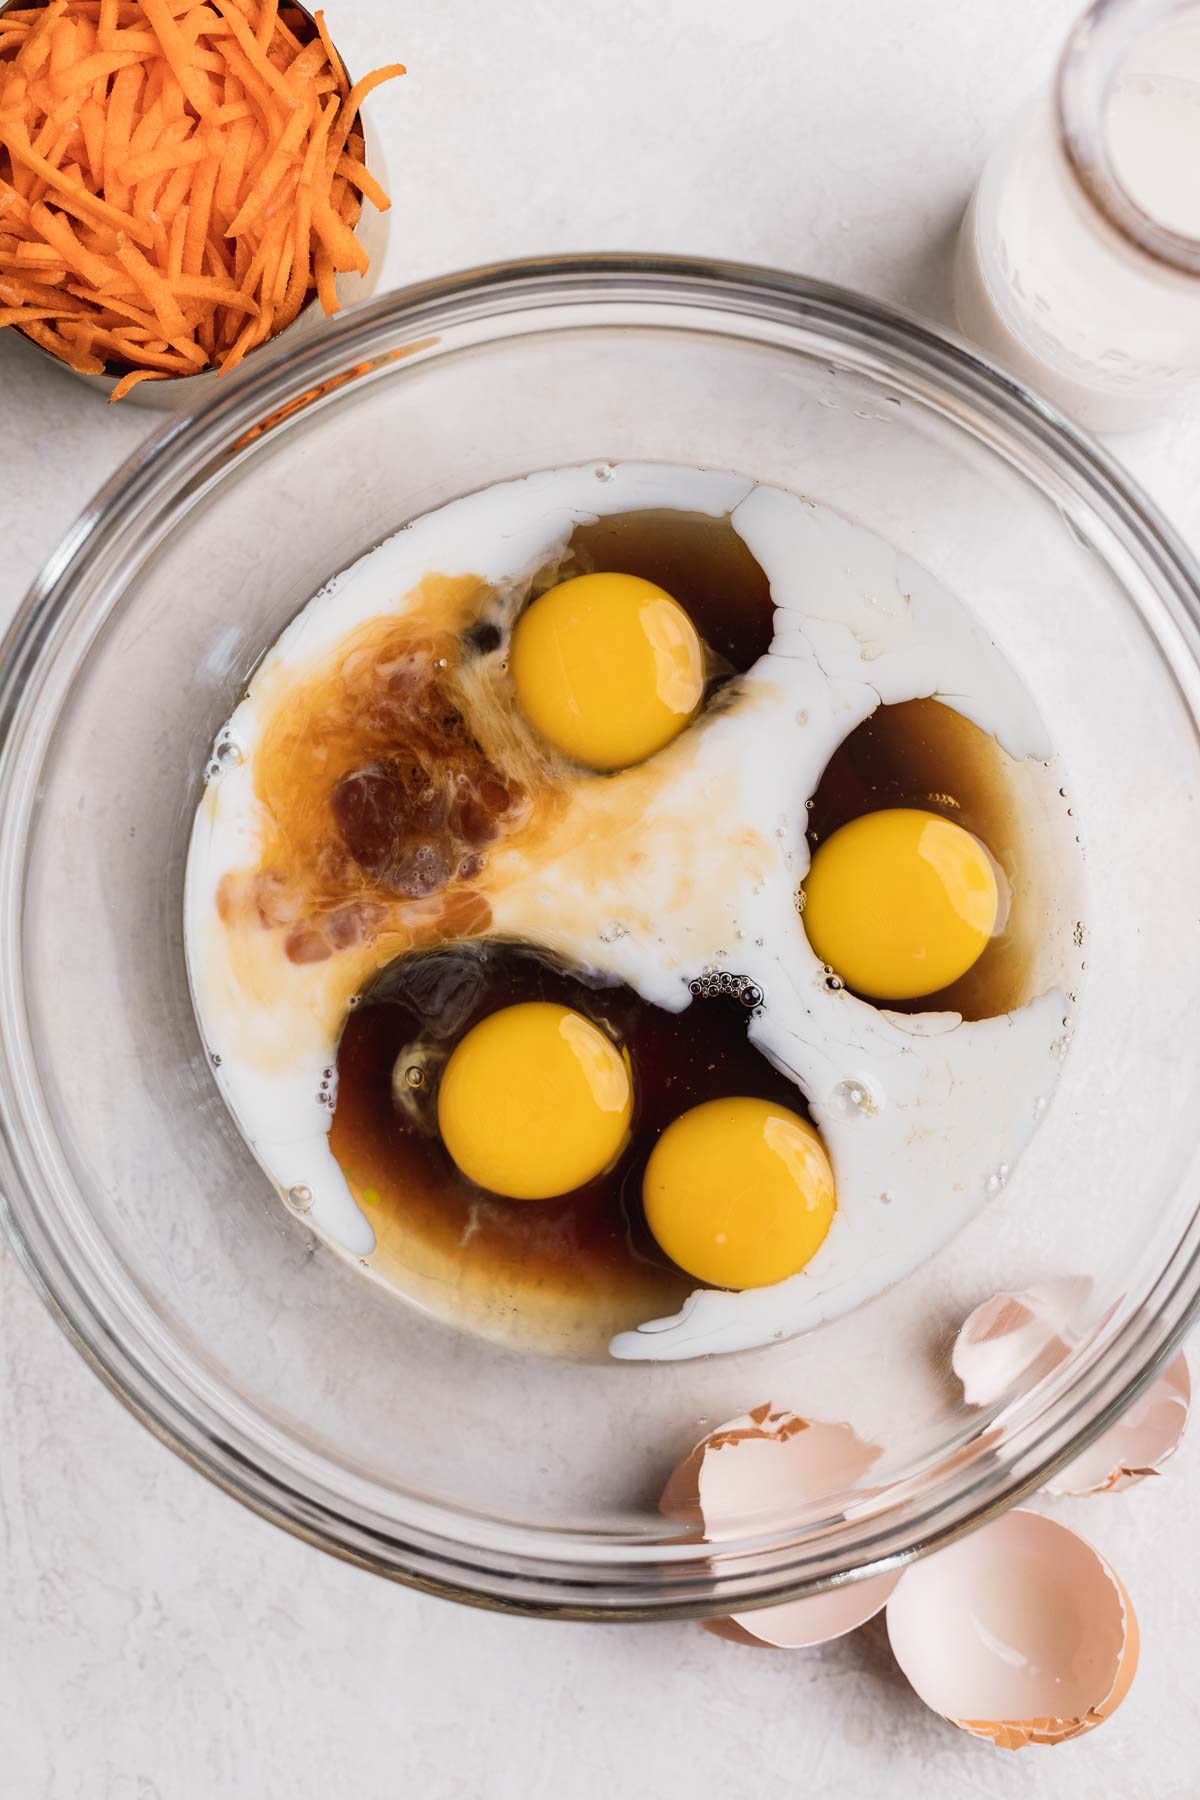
[662,1404,900,1648]
[887,1509,1138,1748]
[1045,1351,1191,1496]
[952,1278,1092,1408]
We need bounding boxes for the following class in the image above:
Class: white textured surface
[2,1,1199,1794]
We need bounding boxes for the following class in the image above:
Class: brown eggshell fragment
[887,1509,1138,1748]
[1045,1351,1191,1496]
[952,1278,1092,1407]
[662,1404,899,1648]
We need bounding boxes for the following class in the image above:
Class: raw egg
[643,1098,835,1288]
[437,1000,632,1199]
[802,807,999,1001]
[510,571,704,771]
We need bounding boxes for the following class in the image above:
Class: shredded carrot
[309,180,363,275]
[100,57,141,205]
[207,0,291,107]
[211,100,248,218]
[0,299,75,320]
[22,312,105,369]
[1,0,404,393]
[107,362,163,398]
[114,230,186,331]
[164,193,185,271]
[335,149,387,213]
[313,241,335,313]
[77,88,104,176]
[252,0,273,52]
[311,9,343,96]
[326,64,403,166]
[224,83,307,232]
[122,128,205,182]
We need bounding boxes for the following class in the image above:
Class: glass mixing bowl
[1,256,1199,1619]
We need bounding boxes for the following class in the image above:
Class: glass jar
[955,0,1200,431]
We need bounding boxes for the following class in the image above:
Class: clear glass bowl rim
[1,252,1199,1621]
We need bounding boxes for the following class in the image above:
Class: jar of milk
[955,0,1200,432]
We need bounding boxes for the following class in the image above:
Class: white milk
[954,28,1200,433]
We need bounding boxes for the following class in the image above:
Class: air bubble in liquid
[405,1065,426,1090]
[594,464,615,482]
[286,1185,313,1211]
[831,1078,877,1118]
[983,1163,1009,1197]
[216,734,244,767]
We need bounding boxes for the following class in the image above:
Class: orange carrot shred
[78,91,105,181]
[22,314,105,372]
[314,243,336,315]
[327,63,404,167]
[137,0,217,119]
[310,181,364,275]
[254,0,276,50]
[165,199,188,278]
[207,0,294,107]
[114,231,187,333]
[224,86,309,234]
[0,301,79,323]
[312,10,346,96]
[212,104,250,219]
[108,365,167,400]
[335,150,388,213]
[181,144,216,273]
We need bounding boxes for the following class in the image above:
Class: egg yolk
[437,1001,633,1199]
[510,572,705,771]
[802,807,999,1001]
[643,1097,835,1289]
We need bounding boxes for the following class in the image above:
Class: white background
[2,2,1199,1795]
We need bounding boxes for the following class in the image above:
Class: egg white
[185,463,1084,1358]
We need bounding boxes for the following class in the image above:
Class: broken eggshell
[952,1277,1092,1408]
[1045,1350,1191,1497]
[661,1404,900,1648]
[887,1509,1138,1749]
